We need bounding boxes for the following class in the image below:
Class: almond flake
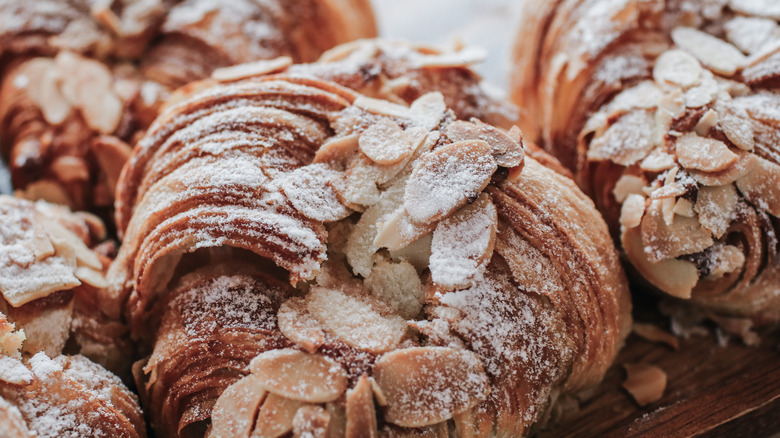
[673,198,695,218]
[676,133,738,172]
[40,67,72,125]
[687,150,755,186]
[212,56,293,82]
[253,393,306,438]
[694,109,719,136]
[429,193,497,290]
[633,324,680,350]
[277,298,325,353]
[735,155,780,216]
[359,119,413,165]
[705,244,746,280]
[587,110,656,166]
[622,363,667,406]
[306,287,407,353]
[620,194,646,229]
[641,200,714,262]
[695,184,739,238]
[91,135,133,196]
[653,49,702,88]
[373,347,489,428]
[279,164,352,222]
[404,140,496,223]
[613,174,647,203]
[74,266,108,289]
[640,149,676,172]
[314,135,360,165]
[725,16,778,54]
[345,376,378,438]
[249,348,347,403]
[373,207,435,251]
[365,259,423,319]
[671,27,747,76]
[623,227,699,299]
[444,120,524,168]
[354,96,410,119]
[210,375,268,438]
[410,92,447,131]
[684,73,718,108]
[292,405,330,437]
[83,92,123,134]
[729,0,780,20]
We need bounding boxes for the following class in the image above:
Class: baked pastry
[109,62,631,436]
[0,195,130,372]
[0,0,377,211]
[512,0,780,324]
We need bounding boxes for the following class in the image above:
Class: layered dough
[512,0,780,324]
[111,56,630,436]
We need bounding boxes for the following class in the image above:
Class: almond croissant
[108,56,631,436]
[0,0,377,211]
[512,0,780,325]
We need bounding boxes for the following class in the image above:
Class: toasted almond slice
[340,161,382,208]
[50,156,89,183]
[633,323,679,350]
[622,226,699,299]
[374,207,436,251]
[369,377,387,407]
[0,259,81,307]
[641,200,713,262]
[673,198,695,218]
[613,175,647,203]
[672,27,747,76]
[359,119,413,165]
[620,194,646,230]
[373,346,489,428]
[695,109,718,136]
[417,47,487,68]
[444,120,524,168]
[653,49,702,88]
[735,155,780,216]
[610,81,664,112]
[0,356,33,385]
[354,96,411,119]
[705,244,745,280]
[650,182,686,200]
[17,180,73,208]
[587,110,656,166]
[306,287,407,353]
[684,72,718,108]
[729,0,780,20]
[212,57,293,82]
[346,375,378,438]
[277,298,326,354]
[38,215,102,270]
[410,92,447,131]
[404,140,496,224]
[640,149,676,172]
[430,193,497,290]
[253,393,306,438]
[211,375,267,438]
[365,259,423,319]
[695,184,739,238]
[314,135,360,165]
[280,164,352,222]
[39,67,72,125]
[623,363,667,406]
[725,16,777,54]
[83,91,123,134]
[249,349,347,403]
[719,111,754,151]
[74,266,108,289]
[91,136,133,196]
[292,405,331,438]
[676,133,738,172]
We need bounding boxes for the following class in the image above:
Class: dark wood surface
[540,293,780,438]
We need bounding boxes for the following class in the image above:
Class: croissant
[512,0,780,324]
[109,51,631,436]
[0,0,377,211]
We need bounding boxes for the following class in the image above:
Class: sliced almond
[409,92,447,131]
[279,164,352,222]
[83,91,123,134]
[694,109,718,136]
[306,287,407,353]
[620,194,646,230]
[640,149,676,172]
[292,405,331,438]
[404,140,496,224]
[671,27,747,76]
[695,184,739,238]
[673,198,695,218]
[623,363,667,406]
[735,155,780,216]
[444,120,524,168]
[729,0,780,20]
[50,156,89,183]
[429,193,497,290]
[641,200,714,262]
[416,47,487,68]
[212,56,293,82]
[249,349,347,403]
[653,49,703,89]
[339,162,382,208]
[705,244,745,280]
[365,259,423,319]
[633,323,679,350]
[373,346,489,428]
[354,96,411,119]
[718,111,754,151]
[38,215,102,270]
[91,136,133,196]
[373,207,436,251]
[314,135,360,165]
[75,266,108,289]
[277,298,325,353]
[676,133,738,173]
[725,16,777,54]
[613,174,647,203]
[39,67,72,125]
[253,393,306,438]
[346,376,379,438]
[587,110,656,166]
[0,356,33,385]
[622,226,699,299]
[684,72,718,108]
[211,375,267,438]
[359,119,413,165]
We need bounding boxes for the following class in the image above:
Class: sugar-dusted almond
[671,27,747,76]
[0,356,33,385]
[37,215,102,270]
[277,298,325,353]
[673,198,695,218]
[292,405,331,438]
[725,16,777,54]
[430,193,497,290]
[623,363,667,406]
[253,393,306,438]
[729,0,780,20]
[706,244,746,280]
[279,164,352,222]
[314,134,360,165]
[622,227,699,299]
[359,119,413,165]
[373,207,436,251]
[640,199,714,262]
[718,111,754,151]
[75,266,108,289]
[735,155,780,216]
[613,174,647,203]
[306,287,407,353]
[91,136,133,196]
[417,47,487,69]
[83,91,123,135]
[675,133,738,173]
[354,95,411,119]
[694,109,718,136]
[684,72,718,108]
[620,194,646,230]
[365,259,423,319]
[346,375,379,438]
[404,140,496,224]
[210,375,267,438]
[587,110,656,166]
[249,348,347,403]
[40,67,72,125]
[410,92,447,131]
[653,49,703,88]
[339,161,382,208]
[640,149,676,172]
[444,120,524,168]
[212,56,293,82]
[633,323,679,350]
[373,346,490,428]
[695,184,739,238]
[610,81,664,112]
